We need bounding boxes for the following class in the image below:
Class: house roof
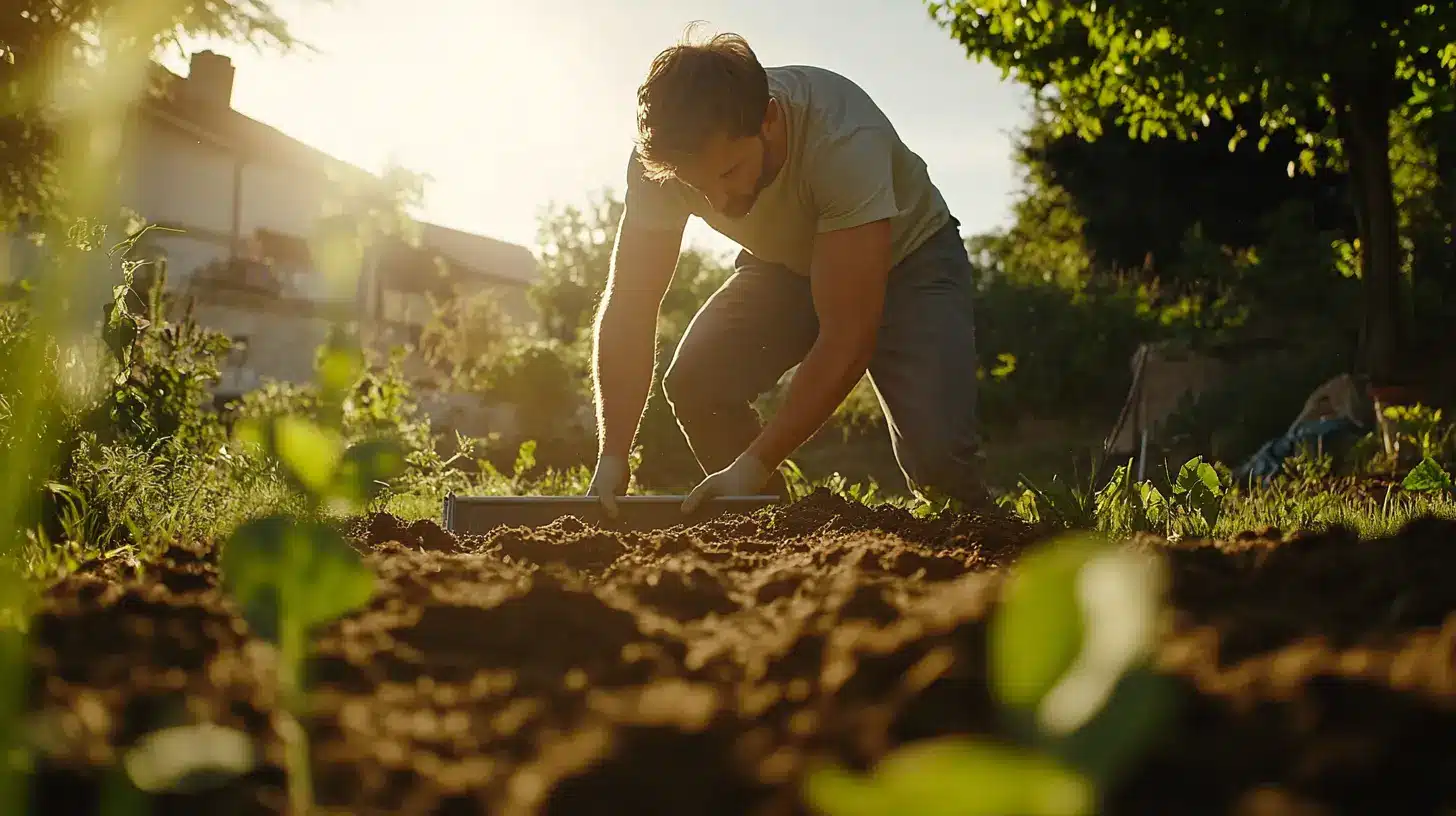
[142,62,374,186]
[139,57,539,288]
[417,222,539,287]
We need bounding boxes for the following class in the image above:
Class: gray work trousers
[662,218,989,506]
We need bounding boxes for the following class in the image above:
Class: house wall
[193,298,333,393]
[236,157,334,240]
[127,123,238,253]
[2,83,543,451]
[472,281,535,328]
[123,114,538,323]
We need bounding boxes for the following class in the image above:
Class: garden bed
[21,491,1456,814]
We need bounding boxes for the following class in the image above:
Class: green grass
[1214,480,1456,538]
[376,437,1456,542]
[21,436,304,581]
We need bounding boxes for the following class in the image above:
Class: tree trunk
[1333,67,1408,386]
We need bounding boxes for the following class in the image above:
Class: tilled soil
[21,490,1456,815]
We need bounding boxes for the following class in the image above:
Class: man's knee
[661,355,694,411]
[662,349,721,417]
[898,429,990,506]
[905,445,980,486]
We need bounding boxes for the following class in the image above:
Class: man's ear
[761,98,780,132]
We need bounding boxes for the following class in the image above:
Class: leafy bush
[0,224,244,549]
[415,287,516,391]
[227,343,435,465]
[1,236,475,564]
[477,334,591,445]
[971,273,1172,426]
[102,259,232,454]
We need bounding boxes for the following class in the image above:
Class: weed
[1402,457,1454,493]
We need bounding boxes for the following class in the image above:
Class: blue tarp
[1233,417,1364,485]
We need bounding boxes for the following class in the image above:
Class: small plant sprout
[220,332,403,814]
[1010,456,1229,539]
[1092,460,1166,535]
[805,532,1175,815]
[804,738,1095,816]
[1381,404,1451,462]
[1169,456,1227,537]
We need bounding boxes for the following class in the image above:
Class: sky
[171,0,1034,257]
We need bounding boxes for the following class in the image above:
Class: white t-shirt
[624,64,952,275]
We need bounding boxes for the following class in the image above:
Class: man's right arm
[591,202,684,461]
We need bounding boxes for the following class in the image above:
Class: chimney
[185,50,236,110]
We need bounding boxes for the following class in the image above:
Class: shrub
[415,287,515,392]
[971,274,1169,427]
[102,261,232,455]
[0,230,244,548]
[477,334,591,439]
[227,345,437,467]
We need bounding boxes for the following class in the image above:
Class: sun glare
[167,0,650,251]
[163,0,1022,257]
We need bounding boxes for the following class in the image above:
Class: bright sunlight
[165,0,1030,252]
[5,0,1456,813]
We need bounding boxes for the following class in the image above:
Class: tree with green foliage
[1,0,306,228]
[528,191,626,344]
[527,189,734,346]
[927,0,1456,384]
[1024,102,1349,280]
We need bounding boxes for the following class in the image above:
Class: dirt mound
[20,496,1456,815]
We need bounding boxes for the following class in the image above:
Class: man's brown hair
[634,27,769,182]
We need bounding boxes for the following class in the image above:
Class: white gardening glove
[586,454,629,520]
[682,452,772,515]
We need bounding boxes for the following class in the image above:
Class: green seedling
[909,485,964,518]
[994,534,1176,784]
[217,334,402,814]
[805,737,1094,816]
[805,532,1175,814]
[1091,460,1167,535]
[778,460,887,508]
[222,515,375,680]
[1382,404,1451,462]
[219,514,378,814]
[1012,455,1226,538]
[1170,456,1227,537]
[1017,460,1104,530]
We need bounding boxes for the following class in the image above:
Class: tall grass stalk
[0,4,196,809]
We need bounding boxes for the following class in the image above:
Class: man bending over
[587,29,991,516]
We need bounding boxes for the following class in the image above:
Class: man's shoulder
[622,147,691,226]
[771,65,875,105]
[625,147,684,195]
[768,65,894,140]
[766,64,867,92]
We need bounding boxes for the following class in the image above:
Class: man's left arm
[746,127,900,470]
[682,129,900,511]
[678,128,896,510]
[743,216,892,470]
